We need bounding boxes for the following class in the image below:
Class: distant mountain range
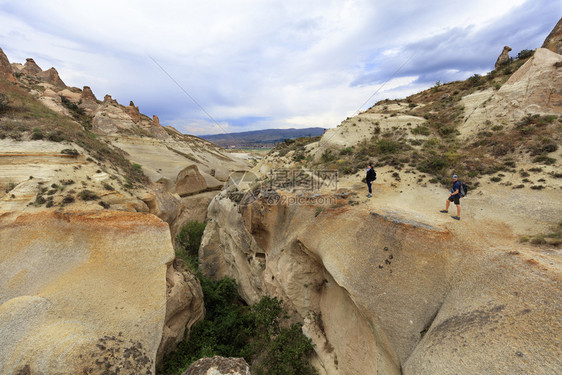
[200,127,326,148]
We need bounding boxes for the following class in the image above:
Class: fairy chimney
[495,46,512,69]
[81,86,97,102]
[22,58,42,75]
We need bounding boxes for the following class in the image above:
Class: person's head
[367,164,372,170]
[452,174,458,181]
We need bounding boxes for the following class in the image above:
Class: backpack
[459,182,468,197]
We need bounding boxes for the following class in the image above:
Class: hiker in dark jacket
[365,164,376,198]
[440,174,461,220]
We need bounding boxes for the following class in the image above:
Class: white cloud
[0,0,558,135]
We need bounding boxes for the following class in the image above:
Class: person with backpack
[440,174,463,220]
[365,164,376,198]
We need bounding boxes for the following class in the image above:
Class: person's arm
[450,183,459,196]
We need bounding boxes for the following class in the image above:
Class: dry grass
[0,78,148,184]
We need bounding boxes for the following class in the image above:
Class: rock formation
[153,114,160,126]
[157,260,205,364]
[462,48,562,136]
[0,48,16,83]
[81,85,97,102]
[0,48,251,373]
[175,164,208,197]
[494,46,512,69]
[182,356,251,375]
[22,58,42,76]
[542,17,562,54]
[0,211,185,374]
[125,100,141,123]
[200,187,561,375]
[38,67,66,87]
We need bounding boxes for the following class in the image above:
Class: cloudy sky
[0,1,559,135]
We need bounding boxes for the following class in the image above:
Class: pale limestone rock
[494,46,512,69]
[200,190,561,375]
[170,191,218,239]
[157,261,205,364]
[58,88,81,103]
[175,164,208,197]
[92,101,137,134]
[542,17,562,54]
[0,211,173,374]
[38,89,71,116]
[182,356,251,375]
[141,189,181,225]
[461,48,562,138]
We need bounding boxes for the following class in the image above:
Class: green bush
[375,139,401,154]
[159,279,317,375]
[61,148,79,156]
[31,128,43,140]
[411,125,430,136]
[175,220,207,266]
[320,149,336,163]
[0,93,10,113]
[517,49,534,60]
[78,189,99,201]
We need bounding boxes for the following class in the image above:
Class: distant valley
[200,127,325,148]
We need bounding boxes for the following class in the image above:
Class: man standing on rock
[365,164,376,198]
[441,174,461,220]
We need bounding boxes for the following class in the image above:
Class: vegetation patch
[520,222,562,247]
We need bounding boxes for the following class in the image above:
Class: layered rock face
[461,48,562,137]
[0,48,16,83]
[542,17,562,54]
[0,211,178,374]
[200,191,561,375]
[0,48,253,373]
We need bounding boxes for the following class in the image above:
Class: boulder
[141,189,181,225]
[182,356,251,375]
[494,46,512,69]
[0,211,174,374]
[542,17,562,54]
[175,165,208,197]
[0,48,16,83]
[58,88,81,103]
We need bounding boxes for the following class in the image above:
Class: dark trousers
[367,180,372,194]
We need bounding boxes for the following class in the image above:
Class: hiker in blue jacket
[440,174,461,220]
[365,164,376,198]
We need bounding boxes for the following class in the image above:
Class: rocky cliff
[0,49,249,374]
[199,38,561,375]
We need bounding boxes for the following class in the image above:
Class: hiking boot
[451,216,460,220]
[439,210,448,213]
[367,194,372,198]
